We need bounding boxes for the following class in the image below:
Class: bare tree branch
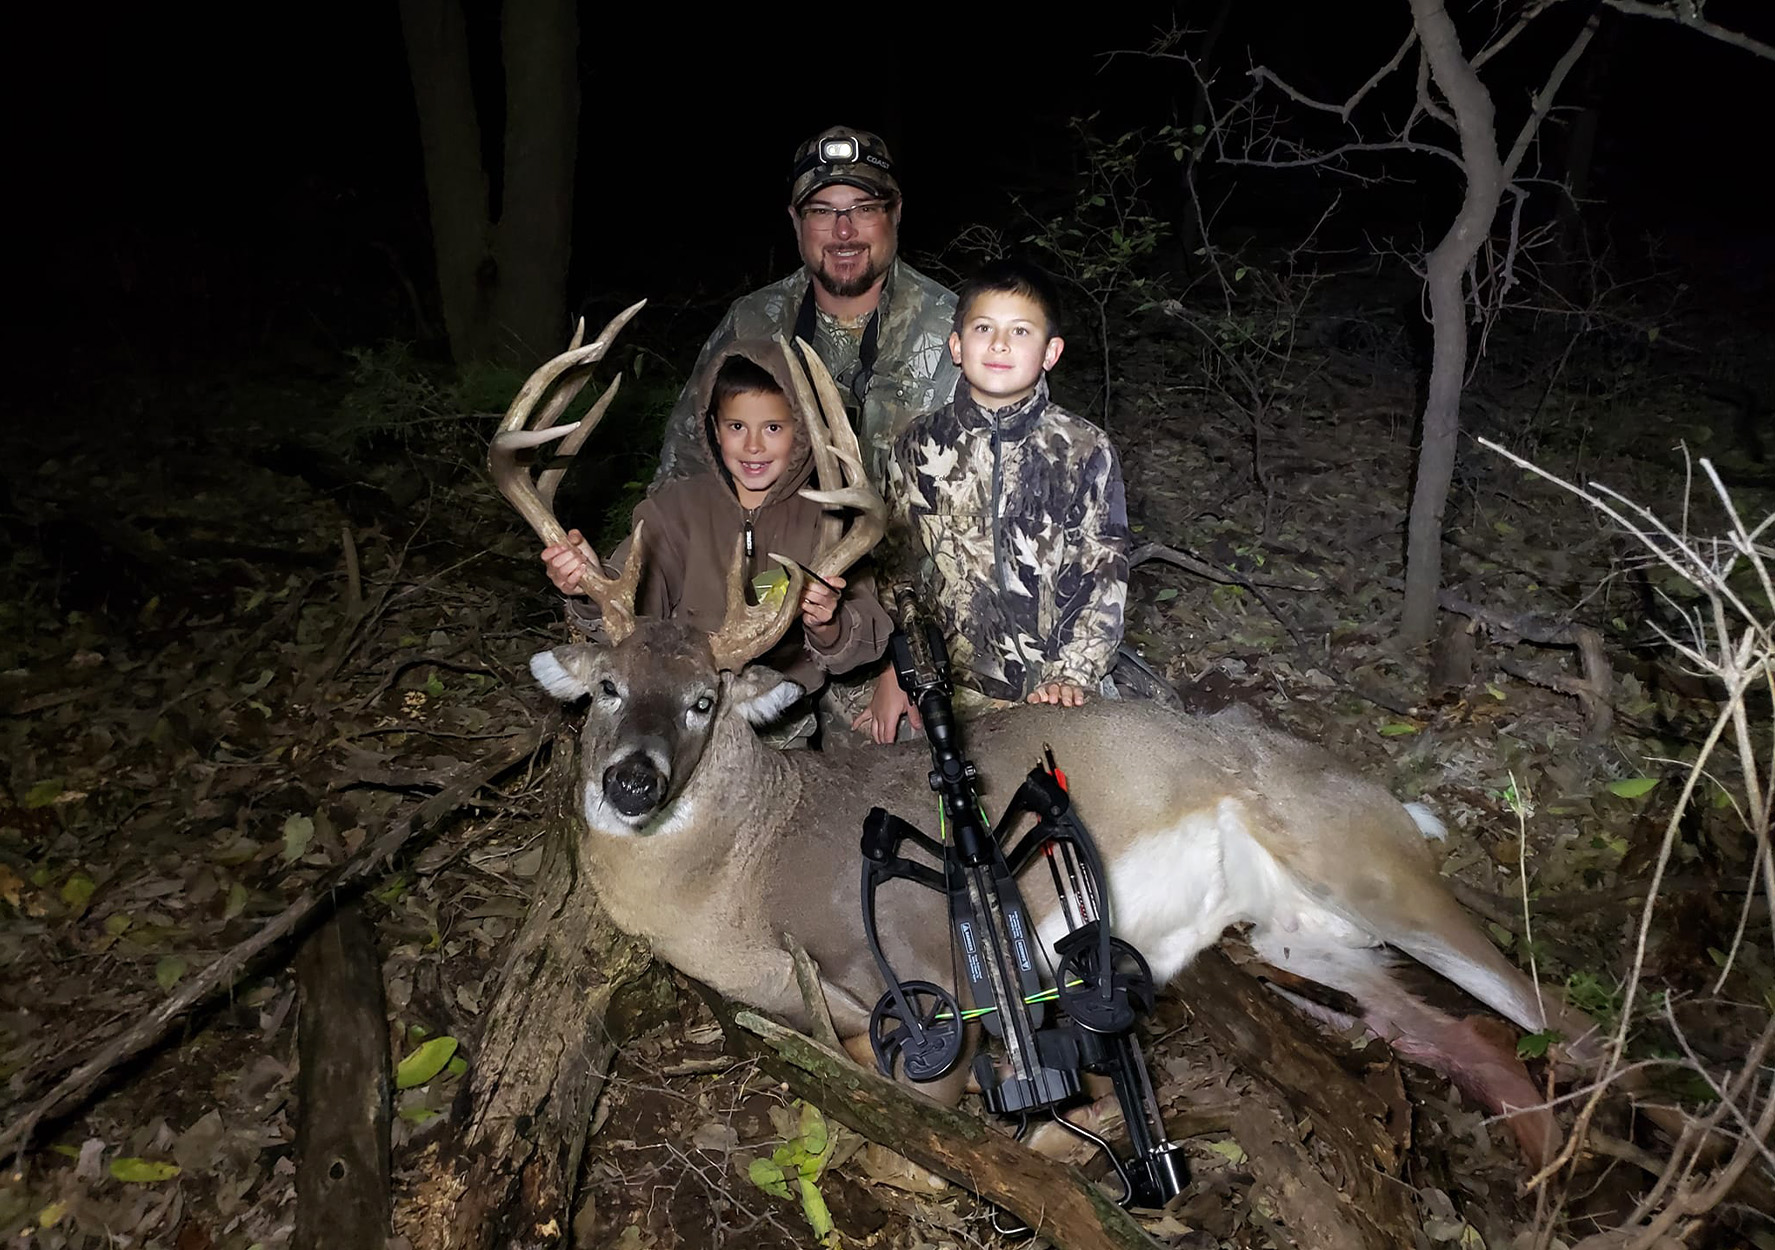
[1601,0,1775,60]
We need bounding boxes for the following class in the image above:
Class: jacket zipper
[989,420,1005,591]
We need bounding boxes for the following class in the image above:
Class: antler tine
[488,300,649,643]
[537,373,623,510]
[706,534,807,674]
[790,338,888,581]
[775,335,845,551]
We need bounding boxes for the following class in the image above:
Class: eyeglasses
[798,200,893,231]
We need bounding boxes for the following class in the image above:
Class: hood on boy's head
[696,338,817,506]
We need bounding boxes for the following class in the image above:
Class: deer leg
[1250,934,1561,1168]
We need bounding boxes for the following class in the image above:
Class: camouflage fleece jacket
[656,258,958,486]
[882,377,1129,702]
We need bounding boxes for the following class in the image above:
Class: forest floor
[2,272,1773,1250]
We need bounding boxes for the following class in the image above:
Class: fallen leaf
[397,1036,459,1089]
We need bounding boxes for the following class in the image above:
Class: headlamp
[819,135,860,164]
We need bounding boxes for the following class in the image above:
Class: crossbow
[858,591,1189,1210]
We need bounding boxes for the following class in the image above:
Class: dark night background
[6,4,1775,1246]
[17,2,1773,413]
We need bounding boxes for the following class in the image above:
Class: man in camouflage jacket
[655,127,958,487]
[882,373,1130,706]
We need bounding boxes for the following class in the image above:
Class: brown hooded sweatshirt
[574,339,890,692]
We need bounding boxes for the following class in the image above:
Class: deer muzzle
[603,751,668,819]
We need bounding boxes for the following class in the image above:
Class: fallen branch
[1438,590,1614,742]
[1130,541,1316,591]
[734,1010,1158,1250]
[0,720,553,1163]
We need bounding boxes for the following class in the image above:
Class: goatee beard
[813,254,885,300]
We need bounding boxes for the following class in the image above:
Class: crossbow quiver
[858,593,1190,1210]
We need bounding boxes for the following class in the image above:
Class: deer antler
[706,340,888,674]
[489,301,647,644]
[786,337,889,582]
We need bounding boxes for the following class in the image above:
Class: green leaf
[398,1106,442,1125]
[1154,587,1179,602]
[105,912,133,937]
[397,1036,459,1089]
[447,1056,468,1077]
[224,882,249,921]
[1516,1030,1554,1059]
[424,673,445,698]
[281,814,314,861]
[25,780,64,809]
[748,1156,791,1199]
[155,956,188,991]
[1378,722,1420,737]
[798,1176,837,1245]
[797,1101,829,1161]
[61,872,97,913]
[1206,1138,1247,1164]
[1484,683,1506,701]
[110,1157,181,1183]
[1606,778,1658,798]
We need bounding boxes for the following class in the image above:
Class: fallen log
[294,902,391,1250]
[735,1010,1160,1250]
[1174,949,1417,1247]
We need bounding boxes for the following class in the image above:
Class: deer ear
[730,666,803,726]
[530,646,596,701]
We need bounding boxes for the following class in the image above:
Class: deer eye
[599,679,619,699]
[691,694,715,715]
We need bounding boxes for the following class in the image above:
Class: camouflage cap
[789,126,900,207]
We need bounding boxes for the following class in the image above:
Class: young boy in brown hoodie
[541,339,891,702]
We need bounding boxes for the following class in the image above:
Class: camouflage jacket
[882,378,1129,701]
[656,258,958,486]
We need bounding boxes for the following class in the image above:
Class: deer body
[536,634,1579,1062]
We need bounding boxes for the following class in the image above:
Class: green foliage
[745,1101,840,1247]
[1018,117,1171,418]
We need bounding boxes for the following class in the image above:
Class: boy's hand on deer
[854,665,921,744]
[1028,681,1088,707]
[541,529,599,595]
[799,574,844,647]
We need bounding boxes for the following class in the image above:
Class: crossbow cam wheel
[1054,925,1156,1034]
[869,981,964,1082]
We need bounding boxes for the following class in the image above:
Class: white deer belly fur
[1036,797,1374,986]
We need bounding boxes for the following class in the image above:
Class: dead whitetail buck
[491,306,1599,1167]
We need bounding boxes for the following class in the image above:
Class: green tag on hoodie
[752,565,790,610]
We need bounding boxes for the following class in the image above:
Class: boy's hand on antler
[799,573,845,647]
[541,528,599,595]
[1028,681,1088,708]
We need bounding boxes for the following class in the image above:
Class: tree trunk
[398,0,578,367]
[397,0,492,364]
[401,736,656,1250]
[490,0,578,363]
[1400,0,1503,646]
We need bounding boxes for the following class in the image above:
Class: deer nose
[603,752,666,818]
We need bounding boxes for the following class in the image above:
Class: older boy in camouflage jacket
[857,260,1130,743]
